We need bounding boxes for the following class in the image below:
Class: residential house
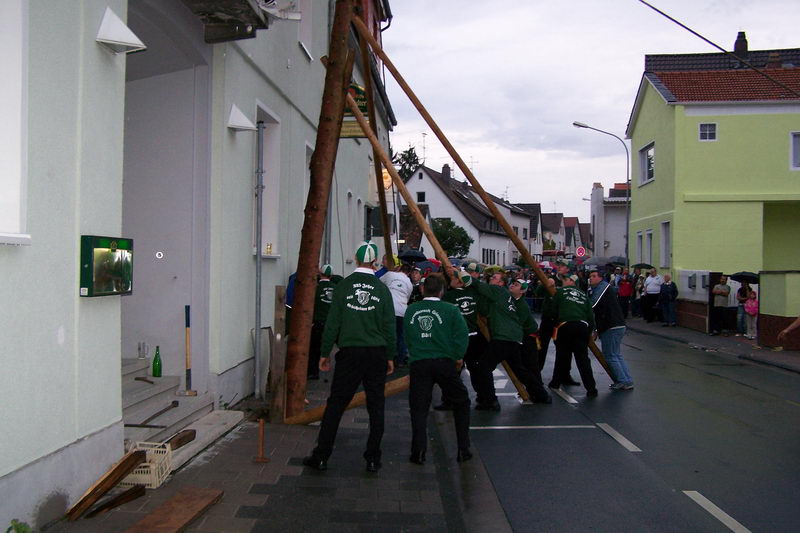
[514,203,544,260]
[540,212,566,257]
[0,0,395,527]
[626,31,800,343]
[399,165,532,265]
[578,222,592,256]
[563,216,581,255]
[589,182,629,258]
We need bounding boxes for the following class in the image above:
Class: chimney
[734,31,748,60]
[442,164,451,179]
[766,51,782,69]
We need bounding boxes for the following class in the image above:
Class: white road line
[683,491,751,533]
[470,425,596,430]
[495,392,519,396]
[596,423,642,452]
[493,379,509,389]
[552,388,578,404]
[492,369,504,377]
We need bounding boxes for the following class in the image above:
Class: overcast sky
[381,0,799,220]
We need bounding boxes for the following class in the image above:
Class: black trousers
[618,296,630,318]
[537,317,556,371]
[643,293,660,322]
[553,322,596,392]
[710,305,725,333]
[307,321,325,377]
[409,358,470,454]
[475,339,551,403]
[313,346,387,461]
[464,333,488,397]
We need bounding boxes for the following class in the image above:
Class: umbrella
[730,271,759,284]
[503,264,521,271]
[414,260,440,274]
[584,256,613,266]
[609,256,627,265]
[630,263,654,270]
[398,249,426,262]
[449,257,464,267]
[539,261,555,269]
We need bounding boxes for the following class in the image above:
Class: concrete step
[122,375,180,415]
[171,410,245,471]
[123,392,214,445]
[122,357,149,384]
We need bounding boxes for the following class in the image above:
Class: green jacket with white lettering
[472,279,524,343]
[313,279,335,322]
[443,286,479,333]
[320,269,396,360]
[404,298,468,362]
[514,296,539,335]
[552,286,595,330]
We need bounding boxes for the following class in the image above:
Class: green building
[626,33,800,344]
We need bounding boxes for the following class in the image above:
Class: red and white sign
[576,246,586,257]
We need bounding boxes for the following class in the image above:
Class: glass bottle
[152,346,162,378]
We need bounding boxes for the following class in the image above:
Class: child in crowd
[744,290,759,340]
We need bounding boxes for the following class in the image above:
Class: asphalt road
[466,328,800,532]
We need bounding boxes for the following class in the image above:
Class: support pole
[254,122,265,399]
[352,17,610,375]
[284,0,356,419]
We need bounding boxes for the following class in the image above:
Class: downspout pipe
[255,121,265,399]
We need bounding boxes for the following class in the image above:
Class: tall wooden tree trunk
[284,0,355,419]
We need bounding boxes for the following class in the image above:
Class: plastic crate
[119,442,172,489]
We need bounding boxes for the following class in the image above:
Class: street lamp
[572,121,631,267]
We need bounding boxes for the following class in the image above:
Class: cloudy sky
[381,0,799,220]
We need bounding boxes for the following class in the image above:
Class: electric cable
[637,0,800,98]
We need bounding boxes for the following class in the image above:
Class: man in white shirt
[380,254,414,366]
[642,268,663,323]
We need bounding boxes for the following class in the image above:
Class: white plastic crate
[119,441,172,489]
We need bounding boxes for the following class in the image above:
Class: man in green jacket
[550,274,597,397]
[303,242,396,473]
[405,274,472,464]
[308,264,335,380]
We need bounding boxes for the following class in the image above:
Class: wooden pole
[284,0,357,419]
[253,418,270,463]
[351,17,611,375]
[356,7,394,266]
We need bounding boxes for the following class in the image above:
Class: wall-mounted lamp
[96,7,146,54]
[227,104,257,131]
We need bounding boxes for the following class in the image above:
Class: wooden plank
[269,286,287,423]
[85,485,146,518]
[124,487,223,533]
[66,450,146,520]
[164,429,196,451]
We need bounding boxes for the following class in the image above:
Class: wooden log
[286,375,410,425]
[66,450,146,520]
[85,485,146,519]
[351,17,611,376]
[123,487,223,533]
[284,0,357,419]
[164,429,197,452]
[270,286,287,423]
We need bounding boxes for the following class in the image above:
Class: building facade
[589,182,628,258]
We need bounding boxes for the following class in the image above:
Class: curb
[626,323,800,375]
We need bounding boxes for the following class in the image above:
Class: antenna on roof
[421,132,427,163]
[469,155,479,172]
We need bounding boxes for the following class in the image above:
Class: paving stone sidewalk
[47,367,509,533]
[625,316,800,374]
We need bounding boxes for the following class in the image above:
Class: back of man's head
[422,274,445,297]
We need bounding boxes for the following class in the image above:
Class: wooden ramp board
[124,487,223,533]
[66,449,147,520]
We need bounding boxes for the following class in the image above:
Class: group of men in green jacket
[302,244,599,473]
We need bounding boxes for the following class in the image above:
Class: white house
[589,182,628,258]
[0,0,395,527]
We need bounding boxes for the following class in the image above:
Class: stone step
[124,392,215,445]
[122,357,150,383]
[171,410,245,472]
[122,375,180,415]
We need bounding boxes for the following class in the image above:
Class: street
[468,327,800,532]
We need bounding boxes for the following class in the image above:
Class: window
[636,232,643,263]
[512,226,519,235]
[416,191,426,203]
[364,206,374,240]
[418,172,423,180]
[639,143,655,184]
[523,228,528,239]
[699,123,717,141]
[660,222,671,268]
[646,230,653,265]
[792,132,800,170]
[0,0,28,244]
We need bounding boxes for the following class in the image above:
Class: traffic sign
[576,246,586,257]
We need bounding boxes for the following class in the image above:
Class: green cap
[355,241,379,263]
[465,262,482,273]
[459,271,473,287]
[321,264,333,277]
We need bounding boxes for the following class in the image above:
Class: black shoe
[433,403,453,411]
[456,449,473,463]
[302,456,327,471]
[533,395,552,404]
[586,389,598,397]
[547,381,561,389]
[409,451,426,465]
[365,459,382,473]
[475,401,500,411]
[563,377,581,386]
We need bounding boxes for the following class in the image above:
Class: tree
[432,218,473,258]
[392,145,421,181]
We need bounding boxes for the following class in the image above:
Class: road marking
[552,388,578,404]
[471,425,596,430]
[492,369,504,377]
[596,423,642,452]
[683,491,751,533]
[494,379,508,389]
[495,392,519,396]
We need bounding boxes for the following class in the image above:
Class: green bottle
[152,346,162,378]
